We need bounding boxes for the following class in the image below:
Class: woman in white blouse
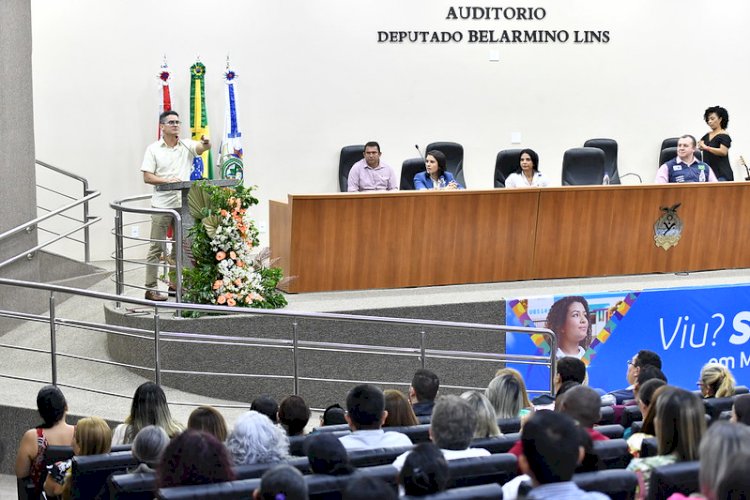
[505,149,549,188]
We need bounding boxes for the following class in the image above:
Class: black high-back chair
[647,461,700,500]
[574,469,638,500]
[404,483,503,500]
[401,158,426,190]
[71,451,138,499]
[339,145,364,192]
[561,147,606,185]
[471,433,520,454]
[661,137,679,151]
[584,138,620,184]
[445,453,518,488]
[426,141,466,187]
[494,149,522,187]
[659,146,678,167]
[593,439,631,469]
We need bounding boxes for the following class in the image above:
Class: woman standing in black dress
[698,105,733,181]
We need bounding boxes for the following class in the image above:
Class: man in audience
[253,464,308,500]
[655,134,718,183]
[606,349,662,404]
[409,368,440,417]
[347,141,398,192]
[250,395,279,424]
[532,357,586,409]
[519,411,609,499]
[393,395,490,470]
[339,384,412,451]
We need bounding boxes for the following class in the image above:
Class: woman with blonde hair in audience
[698,362,736,398]
[487,372,530,418]
[112,382,183,445]
[384,389,419,427]
[15,385,76,496]
[188,405,228,442]
[627,387,705,499]
[226,410,290,465]
[494,367,533,413]
[460,390,501,438]
[44,416,112,498]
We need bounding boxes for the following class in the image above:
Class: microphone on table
[415,144,426,161]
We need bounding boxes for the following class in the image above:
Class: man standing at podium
[655,134,717,184]
[347,141,398,192]
[141,110,211,301]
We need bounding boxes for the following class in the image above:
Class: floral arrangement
[182,181,287,311]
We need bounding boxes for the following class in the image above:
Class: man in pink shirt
[347,141,399,192]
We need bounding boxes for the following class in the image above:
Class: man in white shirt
[140,110,210,300]
[338,384,412,451]
[392,395,490,470]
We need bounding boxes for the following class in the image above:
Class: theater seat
[593,439,630,469]
[311,423,350,433]
[307,464,398,499]
[401,158,426,190]
[719,410,732,421]
[339,145,364,192]
[497,418,521,434]
[234,457,310,479]
[157,478,260,500]
[647,461,700,500]
[493,149,522,187]
[735,385,749,394]
[621,406,643,429]
[426,141,466,188]
[386,423,430,444]
[594,424,624,439]
[704,397,735,420]
[561,147,606,185]
[290,430,350,456]
[598,406,616,425]
[109,471,156,500]
[471,433,520,454]
[348,445,414,467]
[404,483,503,499]
[445,453,518,488]
[574,469,638,500]
[640,437,658,458]
[417,415,432,424]
[71,451,138,499]
[584,138,620,184]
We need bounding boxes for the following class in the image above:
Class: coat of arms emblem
[654,203,683,250]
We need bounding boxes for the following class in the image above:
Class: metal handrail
[0,277,558,406]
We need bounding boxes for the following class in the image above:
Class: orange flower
[245,295,252,303]
[220,209,228,217]
[234,279,242,286]
[227,298,236,307]
[236,260,244,268]
[217,294,227,304]
[229,251,237,260]
[212,280,223,290]
[216,251,226,261]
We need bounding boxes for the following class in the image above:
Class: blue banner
[506,284,750,393]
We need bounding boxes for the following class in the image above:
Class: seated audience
[532,357,587,409]
[698,422,750,499]
[699,362,736,398]
[187,405,228,442]
[731,393,750,425]
[399,442,449,496]
[44,415,111,498]
[558,386,609,440]
[487,372,527,419]
[627,386,705,498]
[226,410,289,465]
[319,403,347,426]
[634,365,668,399]
[131,425,169,473]
[714,451,750,500]
[504,148,549,188]
[626,379,666,453]
[393,395,490,470]
[253,464,309,500]
[384,389,419,427]
[304,432,355,476]
[112,382,183,445]
[409,369,440,417]
[159,430,235,488]
[15,385,76,496]
[414,150,462,190]
[495,367,534,412]
[339,384,412,451]
[517,411,608,499]
[279,395,311,436]
[343,476,397,500]
[606,349,662,404]
[251,395,279,424]
[460,390,501,438]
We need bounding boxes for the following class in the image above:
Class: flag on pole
[189,60,212,179]
[218,58,244,181]
[157,56,172,139]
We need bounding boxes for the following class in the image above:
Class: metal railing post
[114,209,124,308]
[292,320,299,395]
[82,179,92,263]
[420,330,426,369]
[174,213,183,308]
[49,291,58,385]
[154,309,161,385]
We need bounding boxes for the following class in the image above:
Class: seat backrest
[621,406,643,428]
[111,444,133,453]
[426,142,465,187]
[659,146,678,167]
[46,445,75,463]
[348,445,414,467]
[291,430,351,457]
[584,138,620,184]
[445,453,518,488]
[71,451,139,500]
[574,469,638,500]
[497,418,521,434]
[311,424,351,433]
[234,457,310,480]
[736,385,749,395]
[598,406,616,425]
[704,397,735,420]
[647,461,700,500]
[339,145,364,192]
[417,415,431,424]
[594,424,624,439]
[385,424,430,444]
[404,483,504,499]
[494,149,523,187]
[108,471,156,500]
[306,465,398,500]
[156,478,260,500]
[561,147,606,185]
[661,137,679,152]
[592,439,630,469]
[470,433,520,454]
[640,437,658,458]
[401,158,426,190]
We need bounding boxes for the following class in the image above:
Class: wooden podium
[270,183,750,293]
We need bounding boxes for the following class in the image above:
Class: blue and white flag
[218,59,244,181]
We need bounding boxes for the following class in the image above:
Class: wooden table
[270,183,750,293]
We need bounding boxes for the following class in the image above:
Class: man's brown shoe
[145,290,168,301]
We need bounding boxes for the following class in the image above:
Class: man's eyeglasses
[162,120,181,126]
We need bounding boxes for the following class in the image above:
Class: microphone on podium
[415,144,426,161]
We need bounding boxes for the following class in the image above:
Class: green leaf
[187,184,212,219]
[201,215,222,239]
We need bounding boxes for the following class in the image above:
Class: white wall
[31,0,750,261]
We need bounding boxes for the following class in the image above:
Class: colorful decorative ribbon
[190,61,212,179]
[157,56,172,139]
[218,58,244,181]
